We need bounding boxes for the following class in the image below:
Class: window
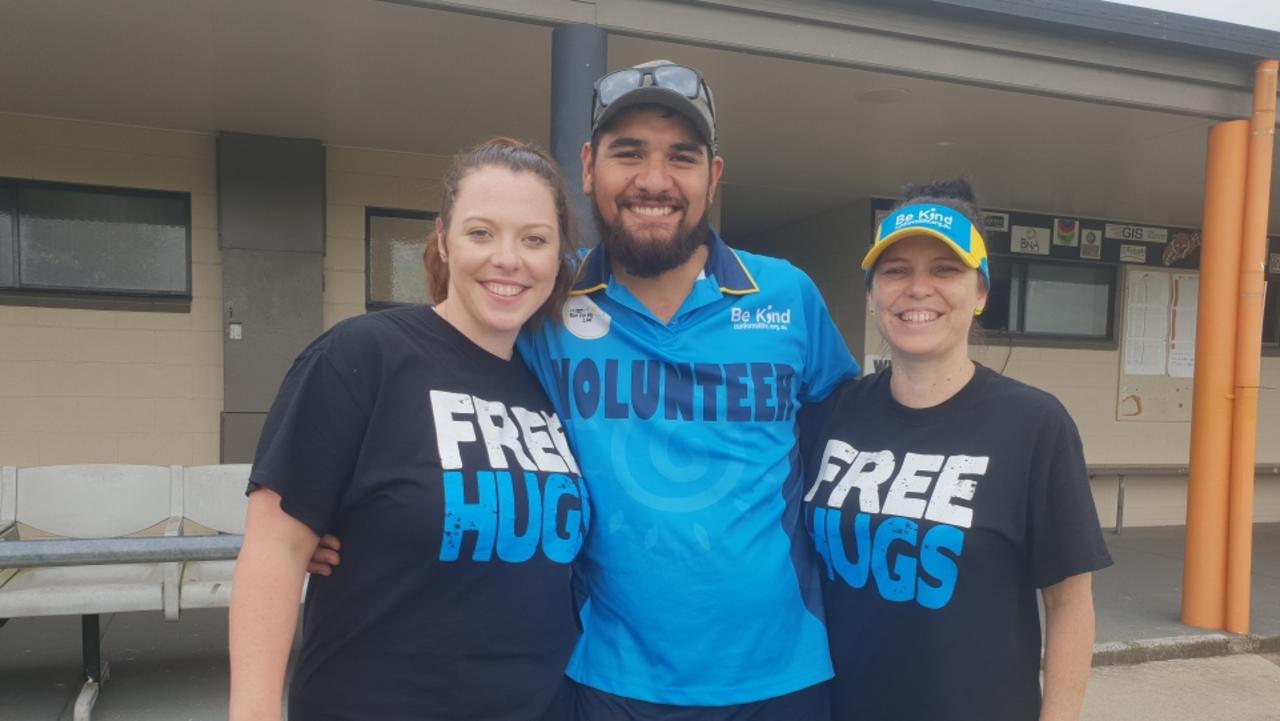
[979,257,1116,341]
[0,187,14,289]
[0,179,190,299]
[1265,240,1280,350]
[1264,279,1278,347]
[366,207,434,309]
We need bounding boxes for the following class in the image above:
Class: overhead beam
[384,0,1263,121]
[923,0,1280,60]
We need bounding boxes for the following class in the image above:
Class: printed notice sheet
[1124,270,1170,376]
[1167,274,1198,378]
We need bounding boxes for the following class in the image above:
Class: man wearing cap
[515,60,860,719]
[306,60,858,718]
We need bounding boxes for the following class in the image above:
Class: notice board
[1117,266,1199,422]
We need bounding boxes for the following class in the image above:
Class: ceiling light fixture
[854,87,911,104]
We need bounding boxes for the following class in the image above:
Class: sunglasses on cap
[593,64,712,112]
[591,62,719,154]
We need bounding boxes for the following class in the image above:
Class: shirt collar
[569,227,760,296]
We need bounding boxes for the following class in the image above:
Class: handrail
[1088,464,1280,477]
[1085,464,1280,534]
[0,535,242,569]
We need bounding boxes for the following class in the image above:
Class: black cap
[591,60,718,154]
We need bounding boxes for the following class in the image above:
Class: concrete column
[1225,58,1277,634]
[216,133,326,463]
[550,23,606,250]
[1181,120,1247,631]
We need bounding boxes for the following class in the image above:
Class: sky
[1102,0,1280,33]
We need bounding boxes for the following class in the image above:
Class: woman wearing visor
[802,179,1112,721]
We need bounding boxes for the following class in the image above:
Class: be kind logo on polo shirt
[729,304,792,331]
[563,296,611,340]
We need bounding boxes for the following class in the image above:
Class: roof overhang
[911,0,1280,60]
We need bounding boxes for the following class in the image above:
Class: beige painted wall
[734,199,867,357]
[0,113,222,466]
[323,146,452,329]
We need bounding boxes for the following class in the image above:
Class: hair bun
[891,177,983,232]
[903,178,977,205]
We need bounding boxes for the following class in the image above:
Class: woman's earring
[974,307,984,317]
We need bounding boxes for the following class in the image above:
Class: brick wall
[323,146,452,329]
[0,113,222,466]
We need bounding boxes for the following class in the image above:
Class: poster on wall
[1106,223,1168,244]
[1120,244,1147,263]
[1124,270,1170,376]
[1054,218,1079,247]
[1080,228,1103,259]
[1010,225,1051,255]
[1116,266,1201,424]
[1162,230,1202,267]
[1167,274,1199,378]
[869,196,1229,271]
[982,212,1009,233]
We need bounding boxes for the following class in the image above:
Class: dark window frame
[0,177,192,306]
[364,206,435,312]
[975,253,1120,351]
[1263,252,1280,355]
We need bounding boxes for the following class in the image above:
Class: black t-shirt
[801,364,1112,721]
[248,306,586,721]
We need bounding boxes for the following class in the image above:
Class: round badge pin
[562,295,611,340]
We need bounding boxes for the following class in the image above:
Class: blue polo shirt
[517,229,859,705]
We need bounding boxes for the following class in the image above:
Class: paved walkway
[2,524,1277,721]
[1083,654,1280,721]
[1092,523,1280,662]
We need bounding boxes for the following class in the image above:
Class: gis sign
[1105,223,1168,244]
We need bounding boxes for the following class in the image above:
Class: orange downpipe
[1226,59,1278,634]
[1181,120,1248,630]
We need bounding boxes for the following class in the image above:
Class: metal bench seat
[178,560,237,609]
[0,563,167,618]
[0,463,252,721]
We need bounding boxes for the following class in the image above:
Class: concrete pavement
[1082,654,1280,721]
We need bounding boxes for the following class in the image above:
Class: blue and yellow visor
[863,203,989,286]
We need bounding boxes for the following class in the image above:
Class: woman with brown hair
[805,179,1112,721]
[229,138,586,721]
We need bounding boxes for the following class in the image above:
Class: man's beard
[595,197,711,279]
